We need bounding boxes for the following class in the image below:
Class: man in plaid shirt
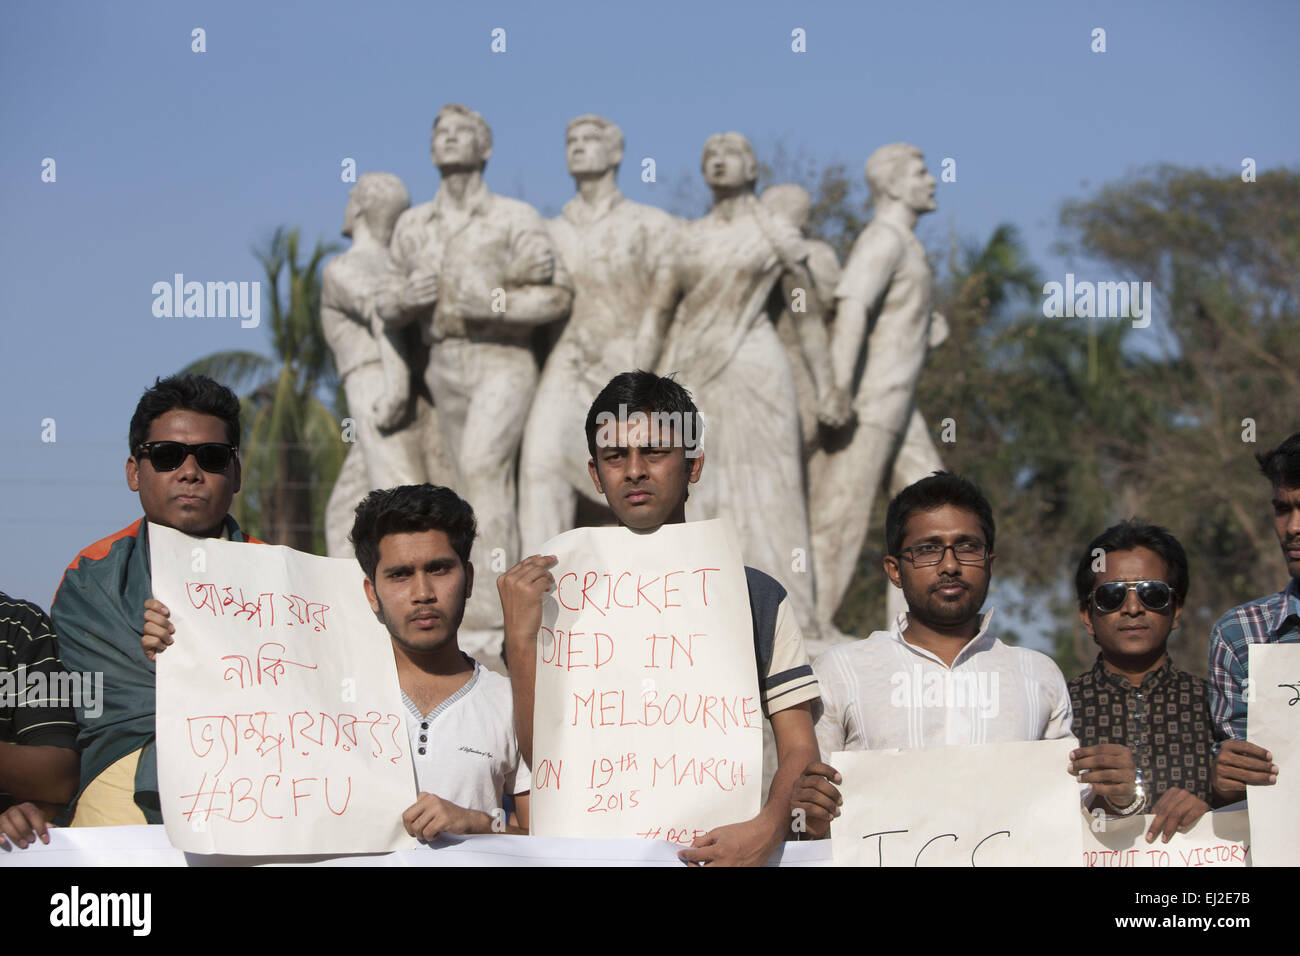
[1208,430,1300,804]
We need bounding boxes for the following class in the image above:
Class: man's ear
[230,452,242,495]
[1078,605,1097,641]
[686,450,704,484]
[1170,597,1182,632]
[882,554,902,590]
[464,560,474,602]
[588,458,604,495]
[126,457,140,492]
[363,576,381,616]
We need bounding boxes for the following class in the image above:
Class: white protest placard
[529,519,763,843]
[150,523,417,855]
[1246,643,1300,866]
[1081,808,1251,867]
[830,738,1082,866]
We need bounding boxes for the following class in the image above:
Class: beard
[906,576,987,630]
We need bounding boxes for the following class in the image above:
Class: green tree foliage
[836,165,1298,679]
[1053,165,1300,675]
[184,227,344,552]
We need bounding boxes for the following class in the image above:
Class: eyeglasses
[898,542,990,567]
[1090,580,1174,614]
[136,441,237,473]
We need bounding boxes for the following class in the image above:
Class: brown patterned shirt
[1068,655,1214,809]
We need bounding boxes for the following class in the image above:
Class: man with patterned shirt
[0,592,79,848]
[1208,430,1300,802]
[1069,520,1214,843]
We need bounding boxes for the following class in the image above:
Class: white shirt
[812,610,1074,754]
[403,661,531,815]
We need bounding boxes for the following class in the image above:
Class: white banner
[1081,808,1250,867]
[831,738,1082,866]
[529,519,763,842]
[150,524,416,855]
[1246,643,1300,866]
[0,825,832,867]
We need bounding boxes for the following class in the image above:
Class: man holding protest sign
[145,483,530,842]
[1069,520,1214,842]
[350,485,530,839]
[794,472,1077,838]
[1207,430,1300,802]
[498,370,820,866]
[54,374,257,827]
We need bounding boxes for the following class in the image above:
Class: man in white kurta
[813,609,1073,752]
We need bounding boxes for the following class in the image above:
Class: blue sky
[2,0,1297,618]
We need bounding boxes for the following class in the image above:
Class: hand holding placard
[830,739,1082,866]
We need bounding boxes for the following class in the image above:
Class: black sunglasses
[136,441,237,473]
[1090,580,1174,614]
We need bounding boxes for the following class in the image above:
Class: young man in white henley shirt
[793,472,1134,838]
[144,483,529,838]
[350,484,530,839]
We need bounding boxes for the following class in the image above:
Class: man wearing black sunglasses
[1068,520,1213,843]
[52,374,255,827]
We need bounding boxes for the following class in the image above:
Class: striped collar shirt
[1,592,80,811]
[1208,577,1300,743]
[812,609,1074,755]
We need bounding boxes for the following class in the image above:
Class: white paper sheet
[1246,643,1300,866]
[150,523,417,855]
[529,519,763,842]
[1081,808,1250,867]
[831,738,1082,866]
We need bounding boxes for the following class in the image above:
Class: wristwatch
[1103,769,1145,817]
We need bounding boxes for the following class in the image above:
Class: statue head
[566,114,624,178]
[760,183,812,233]
[431,104,493,172]
[700,132,758,195]
[344,172,411,245]
[864,143,936,215]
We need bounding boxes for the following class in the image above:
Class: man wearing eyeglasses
[792,471,1073,838]
[1067,520,1213,843]
[51,374,255,827]
[1207,430,1300,804]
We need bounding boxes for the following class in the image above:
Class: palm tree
[184,227,344,552]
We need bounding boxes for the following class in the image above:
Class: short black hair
[129,374,241,454]
[1074,518,1190,611]
[350,484,477,581]
[584,370,702,460]
[1257,431,1300,490]
[885,471,995,556]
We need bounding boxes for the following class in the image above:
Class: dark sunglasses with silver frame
[1089,579,1174,614]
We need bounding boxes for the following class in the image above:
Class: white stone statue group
[321,105,946,642]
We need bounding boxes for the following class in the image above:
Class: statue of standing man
[517,114,680,555]
[809,143,947,635]
[320,172,450,558]
[376,104,573,628]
